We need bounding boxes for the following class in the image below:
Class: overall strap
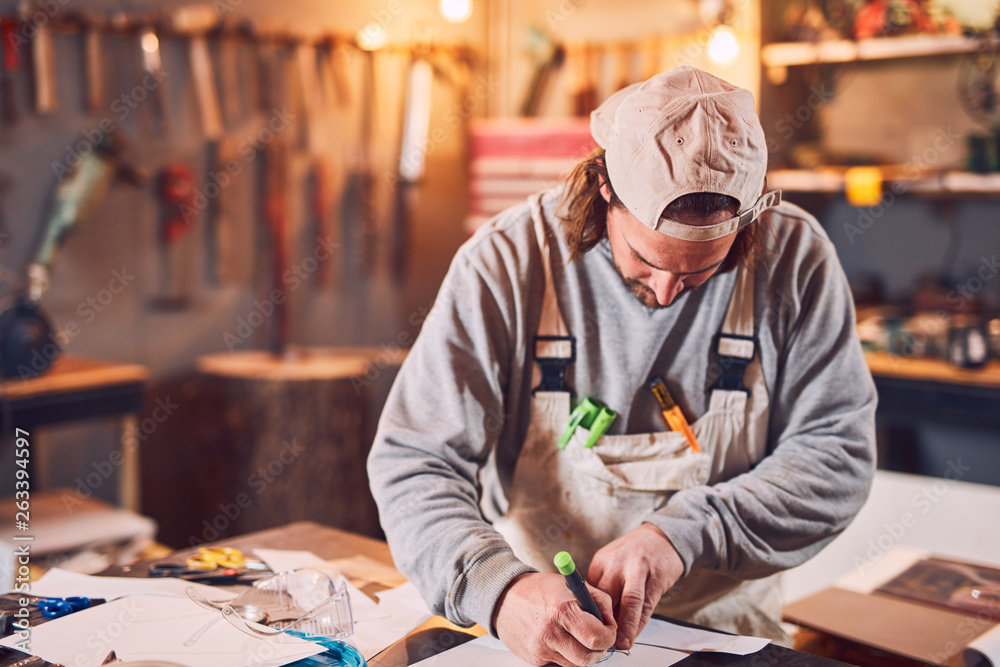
[530,197,574,394]
[713,263,756,393]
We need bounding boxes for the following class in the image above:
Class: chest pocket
[563,386,754,515]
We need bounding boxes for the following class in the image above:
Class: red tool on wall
[150,163,198,311]
[260,142,290,355]
[1,18,21,126]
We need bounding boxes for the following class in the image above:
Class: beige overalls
[494,204,790,643]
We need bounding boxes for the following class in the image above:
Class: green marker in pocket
[558,398,617,450]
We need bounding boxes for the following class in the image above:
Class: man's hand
[587,523,684,650]
[493,572,617,666]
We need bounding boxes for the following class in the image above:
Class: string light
[440,0,473,23]
[708,24,738,63]
[357,22,387,51]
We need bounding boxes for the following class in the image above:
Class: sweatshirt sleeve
[643,238,877,580]
[367,241,536,632]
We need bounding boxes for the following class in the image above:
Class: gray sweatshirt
[367,187,877,633]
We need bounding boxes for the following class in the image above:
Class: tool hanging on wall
[171,5,223,140]
[390,55,433,285]
[206,138,240,286]
[614,42,633,91]
[3,133,146,378]
[0,18,19,126]
[150,162,197,311]
[0,173,10,241]
[250,19,287,116]
[74,9,105,115]
[19,1,57,115]
[340,48,377,284]
[521,28,564,117]
[136,16,170,138]
[215,18,245,131]
[569,43,598,117]
[317,36,351,111]
[296,40,328,153]
[260,141,290,355]
[306,157,336,289]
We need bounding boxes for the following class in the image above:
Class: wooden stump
[186,347,403,543]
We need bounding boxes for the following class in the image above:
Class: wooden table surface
[97,521,862,667]
[100,520,485,667]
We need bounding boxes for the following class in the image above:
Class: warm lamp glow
[707,24,738,63]
[357,22,387,50]
[141,31,159,54]
[440,0,472,23]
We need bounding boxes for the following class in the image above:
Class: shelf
[866,351,1000,390]
[762,34,985,69]
[768,169,1000,197]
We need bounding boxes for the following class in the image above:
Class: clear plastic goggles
[186,567,364,665]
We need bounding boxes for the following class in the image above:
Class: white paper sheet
[411,634,688,666]
[0,594,324,667]
[966,623,1000,667]
[27,567,235,601]
[324,554,408,589]
[352,591,433,660]
[409,616,768,665]
[834,544,931,594]
[375,581,432,615]
[252,548,389,622]
[635,618,770,655]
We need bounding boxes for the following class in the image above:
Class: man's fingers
[547,624,610,667]
[634,585,661,641]
[587,556,606,587]
[588,584,618,629]
[614,571,648,649]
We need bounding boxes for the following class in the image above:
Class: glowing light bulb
[708,25,738,63]
[141,31,159,54]
[440,0,472,23]
[357,22,387,51]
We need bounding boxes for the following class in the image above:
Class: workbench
[0,355,149,511]
[88,521,852,667]
[865,352,1000,478]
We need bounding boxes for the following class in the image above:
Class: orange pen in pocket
[650,377,701,452]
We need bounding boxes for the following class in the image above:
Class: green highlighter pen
[554,551,602,621]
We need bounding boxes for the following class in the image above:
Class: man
[368,66,876,667]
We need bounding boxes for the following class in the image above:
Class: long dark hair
[556,147,774,272]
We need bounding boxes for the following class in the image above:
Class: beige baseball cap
[590,66,780,242]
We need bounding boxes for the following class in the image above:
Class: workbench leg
[120,413,141,512]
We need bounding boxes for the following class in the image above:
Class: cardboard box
[784,549,1000,666]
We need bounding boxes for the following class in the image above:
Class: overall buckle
[712,333,755,393]
[533,335,575,394]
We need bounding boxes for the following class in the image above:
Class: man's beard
[610,250,694,310]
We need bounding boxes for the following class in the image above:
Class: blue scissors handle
[37,596,94,618]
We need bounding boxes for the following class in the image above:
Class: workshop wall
[3,0,997,528]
